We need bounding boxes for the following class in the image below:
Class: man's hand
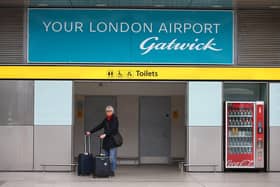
[99,134,106,139]
[85,131,91,136]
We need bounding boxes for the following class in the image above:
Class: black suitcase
[77,135,94,176]
[93,139,111,177]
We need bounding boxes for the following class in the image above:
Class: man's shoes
[110,171,115,177]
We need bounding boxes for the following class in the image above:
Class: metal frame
[221,82,225,171]
[71,81,75,169]
[185,82,189,171]
[23,7,27,64]
[233,10,237,65]
[266,83,270,171]
[234,10,238,65]
[138,98,141,164]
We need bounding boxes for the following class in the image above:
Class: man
[85,105,119,176]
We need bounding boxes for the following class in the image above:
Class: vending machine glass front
[225,102,255,168]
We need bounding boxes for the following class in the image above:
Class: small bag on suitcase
[93,139,111,177]
[77,135,94,176]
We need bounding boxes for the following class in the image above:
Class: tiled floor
[0,166,280,187]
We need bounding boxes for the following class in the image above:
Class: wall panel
[238,10,280,66]
[0,8,24,64]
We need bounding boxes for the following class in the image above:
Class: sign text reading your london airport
[42,21,222,55]
[28,9,233,64]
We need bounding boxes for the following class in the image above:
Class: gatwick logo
[139,36,222,55]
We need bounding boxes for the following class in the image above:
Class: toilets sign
[28,9,234,64]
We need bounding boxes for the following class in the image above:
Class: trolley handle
[84,135,91,154]
[99,138,103,155]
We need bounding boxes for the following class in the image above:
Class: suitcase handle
[84,135,91,154]
[99,138,103,155]
[84,135,104,155]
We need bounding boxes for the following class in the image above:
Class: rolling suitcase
[77,135,94,176]
[93,139,111,177]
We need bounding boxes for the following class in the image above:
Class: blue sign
[28,9,234,64]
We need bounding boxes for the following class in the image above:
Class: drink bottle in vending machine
[225,101,265,169]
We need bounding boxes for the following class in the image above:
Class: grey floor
[0,165,280,187]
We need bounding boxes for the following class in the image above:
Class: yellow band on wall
[0,66,279,80]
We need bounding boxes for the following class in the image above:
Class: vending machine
[225,101,265,169]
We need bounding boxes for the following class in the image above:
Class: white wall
[269,83,280,171]
[73,96,85,158]
[188,126,222,171]
[34,81,73,125]
[189,82,223,126]
[34,125,72,171]
[188,82,223,171]
[117,96,139,158]
[171,96,185,158]
[0,126,33,171]
[269,127,280,171]
[34,81,73,171]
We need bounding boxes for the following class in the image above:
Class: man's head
[105,105,114,117]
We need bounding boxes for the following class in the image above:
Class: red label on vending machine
[255,102,265,168]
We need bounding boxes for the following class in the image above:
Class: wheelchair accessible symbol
[117,70,123,78]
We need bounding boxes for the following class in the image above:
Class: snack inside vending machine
[225,101,265,170]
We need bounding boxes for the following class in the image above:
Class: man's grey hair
[105,105,114,113]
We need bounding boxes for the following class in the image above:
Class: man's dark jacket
[90,114,119,150]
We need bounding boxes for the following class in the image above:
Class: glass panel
[188,81,222,126]
[0,81,33,125]
[225,102,255,168]
[34,81,73,125]
[224,83,267,101]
